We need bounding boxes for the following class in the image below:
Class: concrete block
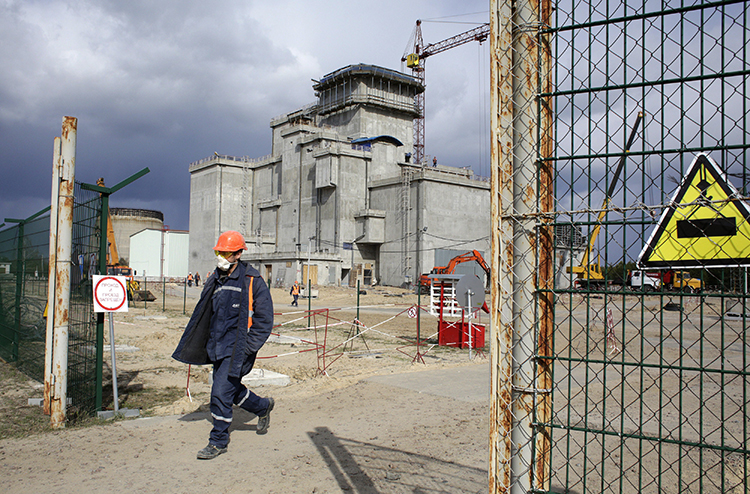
[97,408,141,420]
[300,288,318,299]
[103,344,140,352]
[242,368,291,387]
[267,334,303,345]
[209,368,290,387]
[28,397,72,406]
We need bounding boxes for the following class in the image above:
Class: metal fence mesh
[492,0,748,492]
[0,182,102,416]
[543,1,748,493]
[67,182,102,415]
[0,210,51,380]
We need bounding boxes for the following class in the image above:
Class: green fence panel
[543,1,749,493]
[0,182,102,416]
[66,182,102,415]
[0,212,49,379]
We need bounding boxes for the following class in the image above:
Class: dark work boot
[256,397,275,435]
[197,443,227,460]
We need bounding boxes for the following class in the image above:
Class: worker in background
[172,230,275,460]
[195,271,201,286]
[187,272,193,287]
[290,280,300,307]
[432,156,437,167]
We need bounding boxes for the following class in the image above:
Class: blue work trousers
[209,354,270,448]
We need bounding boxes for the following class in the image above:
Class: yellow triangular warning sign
[638,153,750,268]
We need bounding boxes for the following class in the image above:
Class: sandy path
[1,366,489,494]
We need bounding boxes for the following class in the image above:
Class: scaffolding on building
[400,168,413,284]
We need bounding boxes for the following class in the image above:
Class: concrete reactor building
[188,64,490,288]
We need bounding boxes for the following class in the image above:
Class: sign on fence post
[93,275,128,313]
[92,275,138,418]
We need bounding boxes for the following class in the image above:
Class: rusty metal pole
[489,0,553,492]
[50,116,77,428]
[489,0,516,490]
[43,137,62,415]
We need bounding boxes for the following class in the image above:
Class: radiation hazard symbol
[638,153,750,268]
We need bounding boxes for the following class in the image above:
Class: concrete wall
[188,157,261,278]
[188,64,490,289]
[370,165,490,287]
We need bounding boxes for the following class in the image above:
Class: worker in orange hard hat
[173,230,275,460]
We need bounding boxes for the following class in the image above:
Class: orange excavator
[419,250,490,294]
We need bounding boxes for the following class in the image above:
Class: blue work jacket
[172,261,274,378]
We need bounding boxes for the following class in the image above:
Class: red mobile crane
[402,20,490,165]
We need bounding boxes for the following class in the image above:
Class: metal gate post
[489,0,515,490]
[95,192,108,411]
[535,0,554,489]
[51,116,77,429]
[12,221,24,363]
[79,167,150,413]
[490,0,553,492]
[44,137,61,415]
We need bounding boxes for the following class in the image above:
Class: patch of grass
[0,404,53,440]
[0,361,51,440]
[117,385,184,415]
[0,361,138,439]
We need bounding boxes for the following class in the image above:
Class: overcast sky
[0,0,491,231]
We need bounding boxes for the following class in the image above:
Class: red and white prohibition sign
[92,275,129,313]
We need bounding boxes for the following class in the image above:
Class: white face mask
[216,253,235,271]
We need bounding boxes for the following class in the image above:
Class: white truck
[628,270,661,291]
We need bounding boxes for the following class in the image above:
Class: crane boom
[579,112,643,268]
[402,20,490,165]
[568,112,643,287]
[421,24,489,59]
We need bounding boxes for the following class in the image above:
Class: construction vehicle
[419,250,490,294]
[628,270,661,291]
[567,112,643,289]
[99,177,155,302]
[662,270,703,293]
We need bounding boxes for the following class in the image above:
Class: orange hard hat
[213,230,247,252]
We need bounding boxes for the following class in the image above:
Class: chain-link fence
[0,182,102,416]
[492,1,749,492]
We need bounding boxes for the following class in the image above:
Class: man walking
[290,281,300,307]
[172,230,275,460]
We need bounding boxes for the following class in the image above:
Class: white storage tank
[110,208,164,265]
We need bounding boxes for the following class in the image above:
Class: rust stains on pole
[43,137,62,416]
[490,0,554,492]
[489,0,515,491]
[51,116,76,429]
[510,0,541,486]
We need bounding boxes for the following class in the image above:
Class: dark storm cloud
[0,0,491,230]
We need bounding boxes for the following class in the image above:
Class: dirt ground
[0,284,491,494]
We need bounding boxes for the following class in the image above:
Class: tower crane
[402,20,490,165]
